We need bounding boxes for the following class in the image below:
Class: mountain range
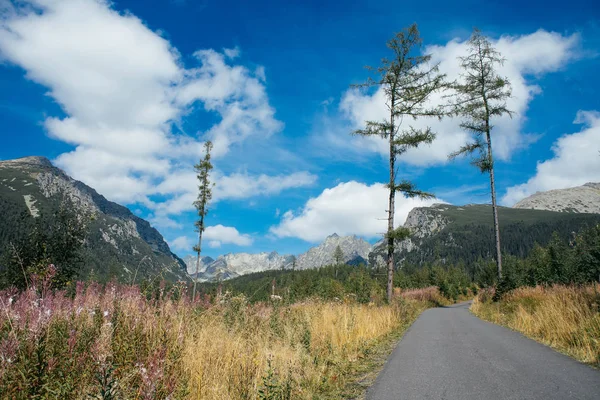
[0,156,187,283]
[186,183,600,281]
[1,156,598,284]
[184,233,371,281]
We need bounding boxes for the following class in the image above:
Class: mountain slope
[369,203,600,268]
[183,255,215,275]
[0,156,187,282]
[296,233,371,270]
[514,182,600,214]
[185,252,294,282]
[184,234,372,282]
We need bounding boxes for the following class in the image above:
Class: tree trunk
[479,44,502,282]
[387,113,396,304]
[486,132,502,280]
[192,216,204,300]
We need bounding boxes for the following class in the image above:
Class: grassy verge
[0,280,438,399]
[471,284,600,368]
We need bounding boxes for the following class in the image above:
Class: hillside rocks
[296,233,371,270]
[185,234,372,282]
[369,204,449,267]
[0,156,187,282]
[514,183,600,214]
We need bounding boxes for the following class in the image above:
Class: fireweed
[0,271,425,399]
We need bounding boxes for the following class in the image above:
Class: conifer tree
[192,141,213,299]
[333,245,344,265]
[353,24,446,302]
[449,29,512,280]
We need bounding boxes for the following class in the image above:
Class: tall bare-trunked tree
[353,24,446,302]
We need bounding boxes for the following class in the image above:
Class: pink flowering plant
[0,267,199,399]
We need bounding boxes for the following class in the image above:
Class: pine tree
[353,24,446,302]
[449,29,512,280]
[289,256,297,271]
[192,141,213,299]
[333,245,344,265]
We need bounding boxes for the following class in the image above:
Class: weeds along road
[366,301,600,400]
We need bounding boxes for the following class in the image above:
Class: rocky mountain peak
[584,182,600,190]
[514,183,600,214]
[296,234,371,270]
[404,205,449,239]
[184,251,293,281]
[0,155,187,282]
[0,156,54,168]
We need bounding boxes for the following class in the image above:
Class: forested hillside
[369,204,600,267]
[0,157,187,287]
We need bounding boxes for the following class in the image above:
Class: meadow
[0,270,439,399]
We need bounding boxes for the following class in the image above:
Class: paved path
[366,301,600,400]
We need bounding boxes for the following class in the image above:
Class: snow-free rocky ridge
[184,234,372,281]
[514,182,600,214]
[0,156,187,282]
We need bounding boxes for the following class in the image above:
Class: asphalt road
[366,301,600,400]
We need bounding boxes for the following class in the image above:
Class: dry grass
[397,286,451,307]
[0,277,426,399]
[183,297,424,399]
[471,284,600,367]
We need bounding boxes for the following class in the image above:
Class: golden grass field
[0,281,438,399]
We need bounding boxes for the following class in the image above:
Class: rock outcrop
[514,183,600,214]
[0,156,187,282]
[296,233,372,270]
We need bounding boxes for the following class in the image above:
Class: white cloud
[214,171,317,200]
[270,181,440,242]
[204,224,253,247]
[171,225,252,251]
[502,110,600,205]
[176,48,283,157]
[146,169,317,223]
[170,235,194,252]
[223,46,240,59]
[337,30,579,166]
[0,0,287,208]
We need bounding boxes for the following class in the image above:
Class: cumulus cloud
[502,111,600,205]
[204,224,253,247]
[171,225,253,251]
[0,0,294,209]
[270,181,440,242]
[214,171,317,200]
[337,30,579,166]
[146,169,317,226]
[170,235,194,252]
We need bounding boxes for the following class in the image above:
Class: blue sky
[0,0,599,258]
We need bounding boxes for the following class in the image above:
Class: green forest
[195,223,600,303]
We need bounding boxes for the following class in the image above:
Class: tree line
[194,223,600,304]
